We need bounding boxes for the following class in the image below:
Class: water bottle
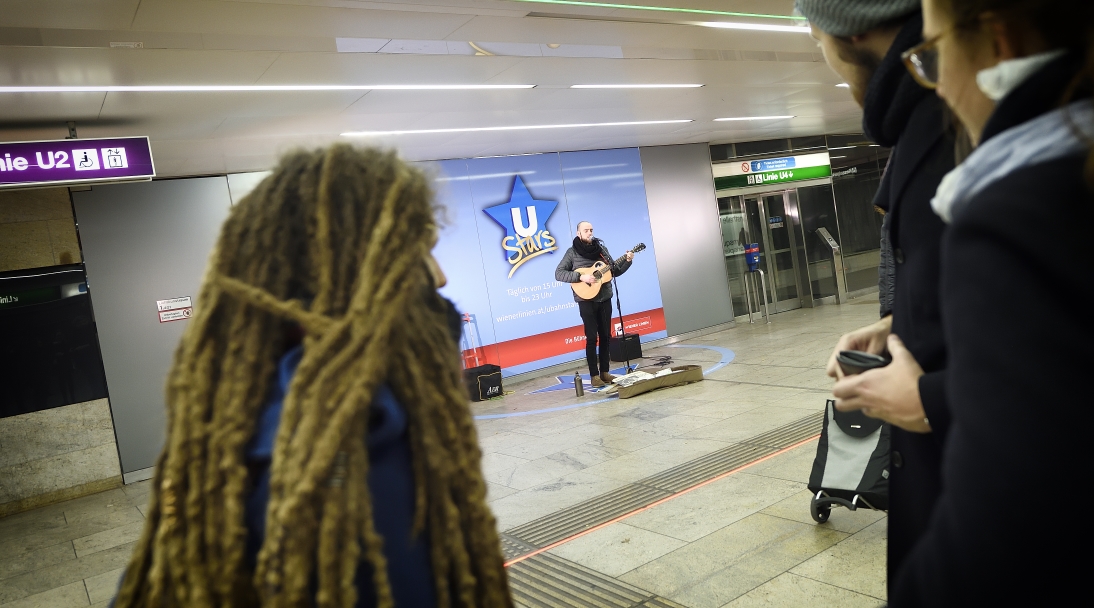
[574,371,584,397]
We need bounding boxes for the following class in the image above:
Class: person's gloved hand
[832,334,931,433]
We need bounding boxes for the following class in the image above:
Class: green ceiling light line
[509,0,803,21]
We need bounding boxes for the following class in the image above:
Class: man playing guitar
[554,221,634,387]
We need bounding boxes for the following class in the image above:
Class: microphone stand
[601,241,633,374]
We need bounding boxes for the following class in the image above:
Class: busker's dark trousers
[578,299,613,376]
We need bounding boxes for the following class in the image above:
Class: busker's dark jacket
[555,238,632,303]
[891,52,1091,607]
[863,12,954,587]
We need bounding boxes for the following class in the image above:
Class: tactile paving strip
[506,483,672,547]
[504,412,824,557]
[740,411,825,449]
[507,553,687,608]
[640,442,777,494]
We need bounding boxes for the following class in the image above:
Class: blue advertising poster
[422,148,666,377]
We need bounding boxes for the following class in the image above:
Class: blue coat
[245,345,437,607]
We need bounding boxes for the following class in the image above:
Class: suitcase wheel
[810,496,831,523]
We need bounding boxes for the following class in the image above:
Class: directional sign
[0,137,155,190]
[712,152,831,191]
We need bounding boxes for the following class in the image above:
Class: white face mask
[975,49,1066,101]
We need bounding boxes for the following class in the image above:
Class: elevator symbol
[100,147,128,169]
[72,149,100,171]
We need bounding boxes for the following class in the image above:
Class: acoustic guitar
[570,243,646,300]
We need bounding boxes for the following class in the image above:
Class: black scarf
[572,236,602,259]
[862,12,932,148]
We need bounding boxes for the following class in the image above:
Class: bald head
[576,221,594,243]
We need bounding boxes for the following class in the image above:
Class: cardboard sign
[156,296,192,323]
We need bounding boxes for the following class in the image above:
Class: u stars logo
[483,177,559,278]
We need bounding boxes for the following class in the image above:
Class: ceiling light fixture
[571,84,704,89]
[509,0,803,20]
[714,115,794,121]
[836,83,851,88]
[827,145,857,150]
[0,84,536,93]
[342,119,693,137]
[699,22,811,33]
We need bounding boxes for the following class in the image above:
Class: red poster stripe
[462,307,665,369]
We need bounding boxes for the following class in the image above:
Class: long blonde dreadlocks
[113,145,512,608]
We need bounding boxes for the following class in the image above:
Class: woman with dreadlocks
[111,144,513,608]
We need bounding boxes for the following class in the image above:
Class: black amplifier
[464,364,502,402]
[609,334,642,362]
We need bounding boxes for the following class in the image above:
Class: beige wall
[1,188,118,516]
[0,399,122,517]
[0,187,82,272]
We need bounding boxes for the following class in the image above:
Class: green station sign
[714,164,832,190]
[0,286,63,310]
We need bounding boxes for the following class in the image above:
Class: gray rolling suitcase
[807,399,890,522]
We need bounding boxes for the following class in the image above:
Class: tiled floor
[0,296,887,607]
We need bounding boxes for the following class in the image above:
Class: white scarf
[975,50,1067,101]
[931,99,1092,224]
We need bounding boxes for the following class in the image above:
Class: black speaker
[609,334,642,362]
[464,364,502,402]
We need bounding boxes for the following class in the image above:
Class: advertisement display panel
[424,148,665,377]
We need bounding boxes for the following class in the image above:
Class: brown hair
[112,145,512,607]
[938,0,1094,186]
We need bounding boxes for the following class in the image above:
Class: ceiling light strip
[342,119,693,137]
[714,115,794,121]
[509,0,803,21]
[0,85,536,93]
[570,84,704,88]
[698,22,810,33]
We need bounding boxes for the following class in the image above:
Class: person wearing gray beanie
[805,0,957,601]
[795,0,921,37]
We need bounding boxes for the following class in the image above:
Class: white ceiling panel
[0,0,869,177]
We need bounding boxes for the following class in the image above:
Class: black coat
[891,54,1092,606]
[862,13,954,587]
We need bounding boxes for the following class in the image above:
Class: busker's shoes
[600,373,616,383]
[590,375,606,388]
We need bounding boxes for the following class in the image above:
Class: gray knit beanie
[795,0,921,37]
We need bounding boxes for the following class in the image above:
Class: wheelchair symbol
[72,149,100,171]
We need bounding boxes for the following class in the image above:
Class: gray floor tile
[619,513,847,608]
[790,518,888,600]
[72,521,144,558]
[490,470,629,532]
[547,522,687,577]
[580,438,731,483]
[720,572,884,608]
[0,541,135,605]
[625,473,804,542]
[0,580,89,608]
[762,489,887,535]
[683,406,815,444]
[83,567,125,605]
[0,541,75,582]
[744,439,820,485]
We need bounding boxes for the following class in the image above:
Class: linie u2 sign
[157,296,192,323]
[0,136,155,190]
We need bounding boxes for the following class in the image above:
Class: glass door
[743,193,804,312]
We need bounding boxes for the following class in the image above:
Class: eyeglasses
[901,32,944,89]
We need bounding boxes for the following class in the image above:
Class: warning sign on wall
[157,296,193,323]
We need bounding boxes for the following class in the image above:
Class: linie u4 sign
[0,136,155,189]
